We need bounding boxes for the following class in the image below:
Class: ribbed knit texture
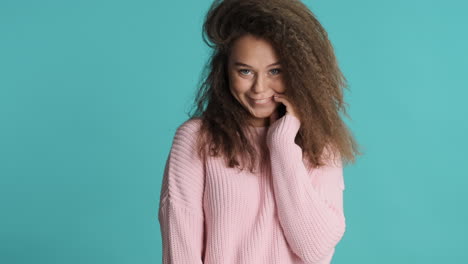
[158,113,346,264]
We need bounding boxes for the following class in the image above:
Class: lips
[250,96,274,105]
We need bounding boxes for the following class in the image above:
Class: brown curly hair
[186,0,363,173]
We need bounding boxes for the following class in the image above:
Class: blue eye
[270,68,282,75]
[238,68,282,76]
[239,69,251,75]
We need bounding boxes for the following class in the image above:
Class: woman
[158,0,362,263]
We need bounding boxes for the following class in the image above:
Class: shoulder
[175,117,203,139]
[172,117,204,151]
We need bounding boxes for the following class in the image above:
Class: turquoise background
[1,0,467,263]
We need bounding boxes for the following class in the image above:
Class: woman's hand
[269,93,300,125]
[266,93,302,150]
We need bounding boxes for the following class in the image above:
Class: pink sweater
[158,113,346,264]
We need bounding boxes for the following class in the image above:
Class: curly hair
[186,0,363,173]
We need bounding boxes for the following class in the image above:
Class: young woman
[158,0,362,263]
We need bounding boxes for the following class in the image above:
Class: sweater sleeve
[158,119,205,264]
[266,113,346,264]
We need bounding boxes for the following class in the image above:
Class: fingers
[273,93,297,119]
[273,94,290,113]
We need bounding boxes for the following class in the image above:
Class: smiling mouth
[250,96,273,105]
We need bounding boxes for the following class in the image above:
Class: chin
[251,110,275,118]
[243,101,279,118]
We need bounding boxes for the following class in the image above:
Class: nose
[252,74,267,93]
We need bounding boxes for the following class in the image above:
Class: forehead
[229,35,279,63]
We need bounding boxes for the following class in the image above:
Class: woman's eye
[238,68,281,76]
[270,68,282,75]
[239,69,251,75]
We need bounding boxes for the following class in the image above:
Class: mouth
[249,96,274,105]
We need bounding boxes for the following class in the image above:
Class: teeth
[253,97,271,103]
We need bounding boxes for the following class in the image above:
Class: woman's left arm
[266,113,346,264]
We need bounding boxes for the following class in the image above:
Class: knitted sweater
[158,113,346,264]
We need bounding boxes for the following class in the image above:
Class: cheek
[272,80,286,93]
[229,83,247,103]
[231,78,251,94]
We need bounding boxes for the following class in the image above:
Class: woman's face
[227,34,286,127]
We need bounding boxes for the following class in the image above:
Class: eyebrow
[233,61,281,68]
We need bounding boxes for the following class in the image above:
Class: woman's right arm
[158,119,205,264]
